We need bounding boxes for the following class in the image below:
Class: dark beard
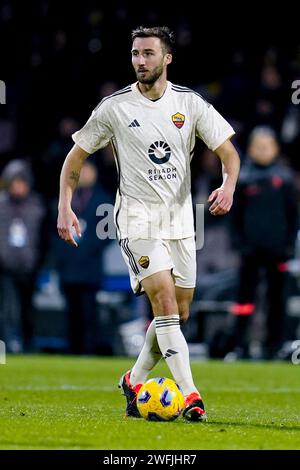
[136,64,163,84]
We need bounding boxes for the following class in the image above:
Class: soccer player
[57,26,240,421]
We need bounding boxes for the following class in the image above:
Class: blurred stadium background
[1,1,300,360]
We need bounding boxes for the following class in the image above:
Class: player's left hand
[208,187,234,216]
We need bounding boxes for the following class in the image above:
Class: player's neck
[137,78,168,101]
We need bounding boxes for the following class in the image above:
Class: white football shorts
[119,237,196,295]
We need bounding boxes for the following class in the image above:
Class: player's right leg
[118,238,172,417]
[142,270,207,421]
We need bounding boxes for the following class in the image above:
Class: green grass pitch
[0,355,299,449]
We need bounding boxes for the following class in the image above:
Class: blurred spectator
[228,126,299,359]
[97,81,119,102]
[192,149,239,349]
[40,117,79,199]
[194,148,239,278]
[253,63,287,133]
[0,159,46,352]
[53,160,112,354]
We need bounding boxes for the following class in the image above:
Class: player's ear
[165,53,172,65]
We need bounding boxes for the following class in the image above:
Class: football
[137,377,185,421]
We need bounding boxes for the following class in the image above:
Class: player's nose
[137,55,146,65]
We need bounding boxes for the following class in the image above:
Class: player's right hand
[57,207,81,247]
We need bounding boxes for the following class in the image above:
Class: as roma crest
[172,112,185,129]
[138,256,150,269]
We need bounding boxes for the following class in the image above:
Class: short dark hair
[249,126,278,144]
[131,26,175,54]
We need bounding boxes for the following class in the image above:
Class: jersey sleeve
[195,97,235,151]
[72,103,113,154]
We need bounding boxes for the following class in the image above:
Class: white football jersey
[72,81,235,240]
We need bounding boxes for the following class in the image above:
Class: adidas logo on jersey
[128,119,140,128]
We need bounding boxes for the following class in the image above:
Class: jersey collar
[132,81,172,105]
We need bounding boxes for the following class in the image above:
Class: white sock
[155,314,198,397]
[130,319,162,386]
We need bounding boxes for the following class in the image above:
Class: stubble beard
[136,64,164,85]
